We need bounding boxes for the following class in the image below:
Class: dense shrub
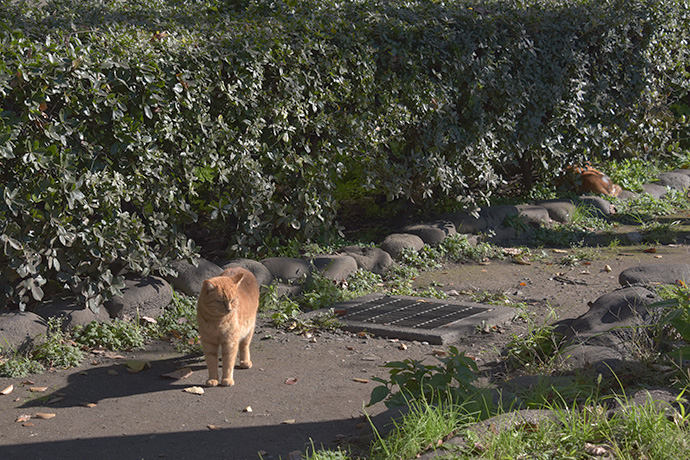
[1,0,688,310]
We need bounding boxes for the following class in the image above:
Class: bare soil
[2,234,690,460]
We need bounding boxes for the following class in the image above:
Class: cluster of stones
[1,169,689,352]
[557,262,690,372]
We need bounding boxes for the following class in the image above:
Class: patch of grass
[32,317,84,368]
[368,396,478,460]
[73,319,145,351]
[506,310,563,373]
[452,393,690,460]
[440,234,505,263]
[604,158,664,193]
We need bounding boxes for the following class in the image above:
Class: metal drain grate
[340,296,488,330]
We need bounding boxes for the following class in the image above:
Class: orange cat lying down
[196,267,259,387]
[561,165,622,196]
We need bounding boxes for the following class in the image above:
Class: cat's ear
[231,273,245,287]
[202,280,217,293]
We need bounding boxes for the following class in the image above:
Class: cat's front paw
[220,378,234,386]
[206,379,219,387]
[238,360,252,369]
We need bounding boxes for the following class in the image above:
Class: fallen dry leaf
[21,380,35,385]
[80,402,97,408]
[22,422,35,427]
[126,360,150,373]
[284,377,298,385]
[644,247,657,253]
[432,349,447,357]
[603,264,612,272]
[34,413,56,420]
[282,419,296,425]
[29,386,48,393]
[1,384,13,395]
[243,406,253,413]
[584,442,608,456]
[183,386,204,395]
[352,378,369,384]
[160,367,193,380]
[16,414,31,423]
[552,249,569,253]
[47,397,64,404]
[398,343,408,350]
[207,425,222,430]
[140,315,157,324]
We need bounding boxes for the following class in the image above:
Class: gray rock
[340,246,393,275]
[480,205,520,227]
[272,283,305,298]
[563,285,661,350]
[104,276,173,320]
[559,344,625,374]
[380,233,425,260]
[608,387,689,418]
[401,221,456,245]
[655,172,690,191]
[516,204,551,225]
[438,211,487,234]
[261,257,312,283]
[616,189,639,201]
[167,258,223,296]
[0,311,46,351]
[578,195,614,216]
[33,298,110,329]
[535,199,576,224]
[642,183,668,199]
[669,168,690,177]
[619,263,690,286]
[626,231,644,244]
[311,255,358,281]
[415,409,559,460]
[223,258,274,287]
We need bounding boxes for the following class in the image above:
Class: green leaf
[367,385,390,407]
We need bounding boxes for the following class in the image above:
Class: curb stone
[2,169,689,358]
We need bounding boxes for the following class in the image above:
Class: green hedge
[1,0,688,310]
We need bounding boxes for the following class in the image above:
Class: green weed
[147,292,201,353]
[369,346,479,408]
[0,354,45,378]
[73,319,145,351]
[32,317,84,368]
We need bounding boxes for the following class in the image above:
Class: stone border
[1,169,688,352]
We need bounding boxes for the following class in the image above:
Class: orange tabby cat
[196,267,259,387]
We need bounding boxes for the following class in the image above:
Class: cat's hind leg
[237,329,255,369]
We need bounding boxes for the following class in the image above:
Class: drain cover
[340,296,486,330]
[317,294,515,344]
